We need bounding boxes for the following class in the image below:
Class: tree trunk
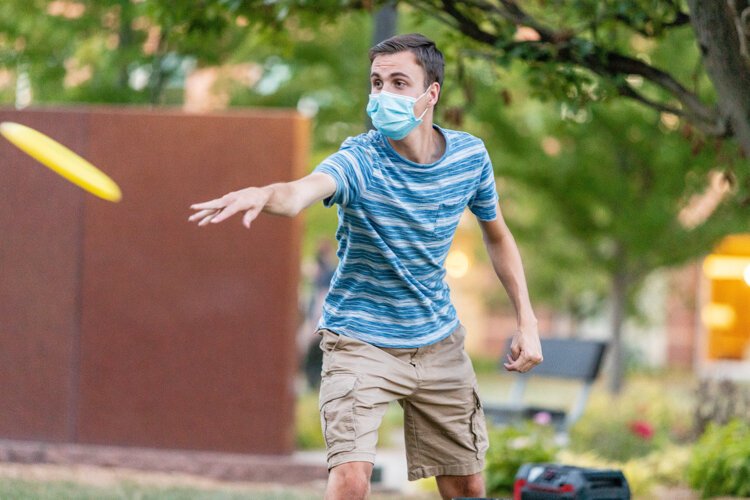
[609,249,629,395]
[687,0,750,156]
[117,0,135,90]
[366,2,398,130]
[148,30,169,106]
[149,56,166,106]
[372,1,398,46]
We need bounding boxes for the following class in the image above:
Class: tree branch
[578,49,724,133]
[461,0,569,41]
[612,11,690,37]
[615,82,684,116]
[439,0,498,45]
[408,0,459,29]
[410,0,727,137]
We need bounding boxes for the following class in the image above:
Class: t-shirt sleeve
[313,137,374,208]
[467,148,499,221]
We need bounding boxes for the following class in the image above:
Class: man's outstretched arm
[189,172,336,229]
[478,206,543,373]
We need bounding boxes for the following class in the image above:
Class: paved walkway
[0,438,426,496]
[295,448,412,494]
[0,439,327,484]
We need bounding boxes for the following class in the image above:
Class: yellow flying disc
[0,121,122,202]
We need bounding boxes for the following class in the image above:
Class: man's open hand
[189,187,271,229]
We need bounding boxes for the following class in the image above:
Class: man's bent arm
[479,207,543,372]
[189,172,336,228]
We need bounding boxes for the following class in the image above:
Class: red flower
[629,420,655,440]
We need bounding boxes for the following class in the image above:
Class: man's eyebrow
[369,71,413,80]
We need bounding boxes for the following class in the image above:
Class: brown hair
[369,33,444,90]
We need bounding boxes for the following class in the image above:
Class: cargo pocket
[470,386,489,459]
[319,374,358,456]
[318,329,343,353]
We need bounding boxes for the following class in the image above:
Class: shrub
[687,419,750,498]
[694,379,750,436]
[484,423,558,495]
[558,444,691,497]
[569,402,660,461]
[634,445,691,488]
[569,380,693,461]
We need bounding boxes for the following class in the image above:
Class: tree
[9,1,748,160]
[496,102,747,392]
[198,0,750,168]
[0,0,291,105]
[0,0,159,104]
[397,0,750,165]
[389,0,750,391]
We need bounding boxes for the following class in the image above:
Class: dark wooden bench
[483,337,608,436]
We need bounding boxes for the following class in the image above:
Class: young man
[189,33,542,500]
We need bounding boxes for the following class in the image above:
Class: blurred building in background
[697,234,750,378]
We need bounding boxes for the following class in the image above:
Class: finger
[505,362,528,373]
[211,204,242,224]
[190,199,226,210]
[510,345,521,360]
[512,340,522,354]
[503,354,520,371]
[519,355,541,372]
[503,360,521,372]
[198,212,218,226]
[189,209,217,222]
[505,354,534,373]
[242,208,260,228]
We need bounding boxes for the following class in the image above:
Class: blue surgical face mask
[366,89,430,140]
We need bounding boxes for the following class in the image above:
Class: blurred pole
[366,2,398,130]
[373,2,398,46]
[15,64,31,110]
[117,0,135,90]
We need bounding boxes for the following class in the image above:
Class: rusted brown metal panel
[0,109,88,442]
[0,107,306,454]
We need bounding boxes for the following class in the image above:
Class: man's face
[370,51,436,115]
[370,51,427,96]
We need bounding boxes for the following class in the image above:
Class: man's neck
[388,120,445,165]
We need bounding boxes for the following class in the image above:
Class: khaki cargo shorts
[317,324,489,481]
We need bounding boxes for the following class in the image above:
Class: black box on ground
[514,463,630,500]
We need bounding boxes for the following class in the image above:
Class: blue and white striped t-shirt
[313,125,498,348]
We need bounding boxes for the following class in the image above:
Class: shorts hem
[407,459,484,481]
[328,452,377,470]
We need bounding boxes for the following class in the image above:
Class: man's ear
[429,81,441,107]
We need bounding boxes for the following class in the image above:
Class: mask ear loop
[415,85,434,120]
